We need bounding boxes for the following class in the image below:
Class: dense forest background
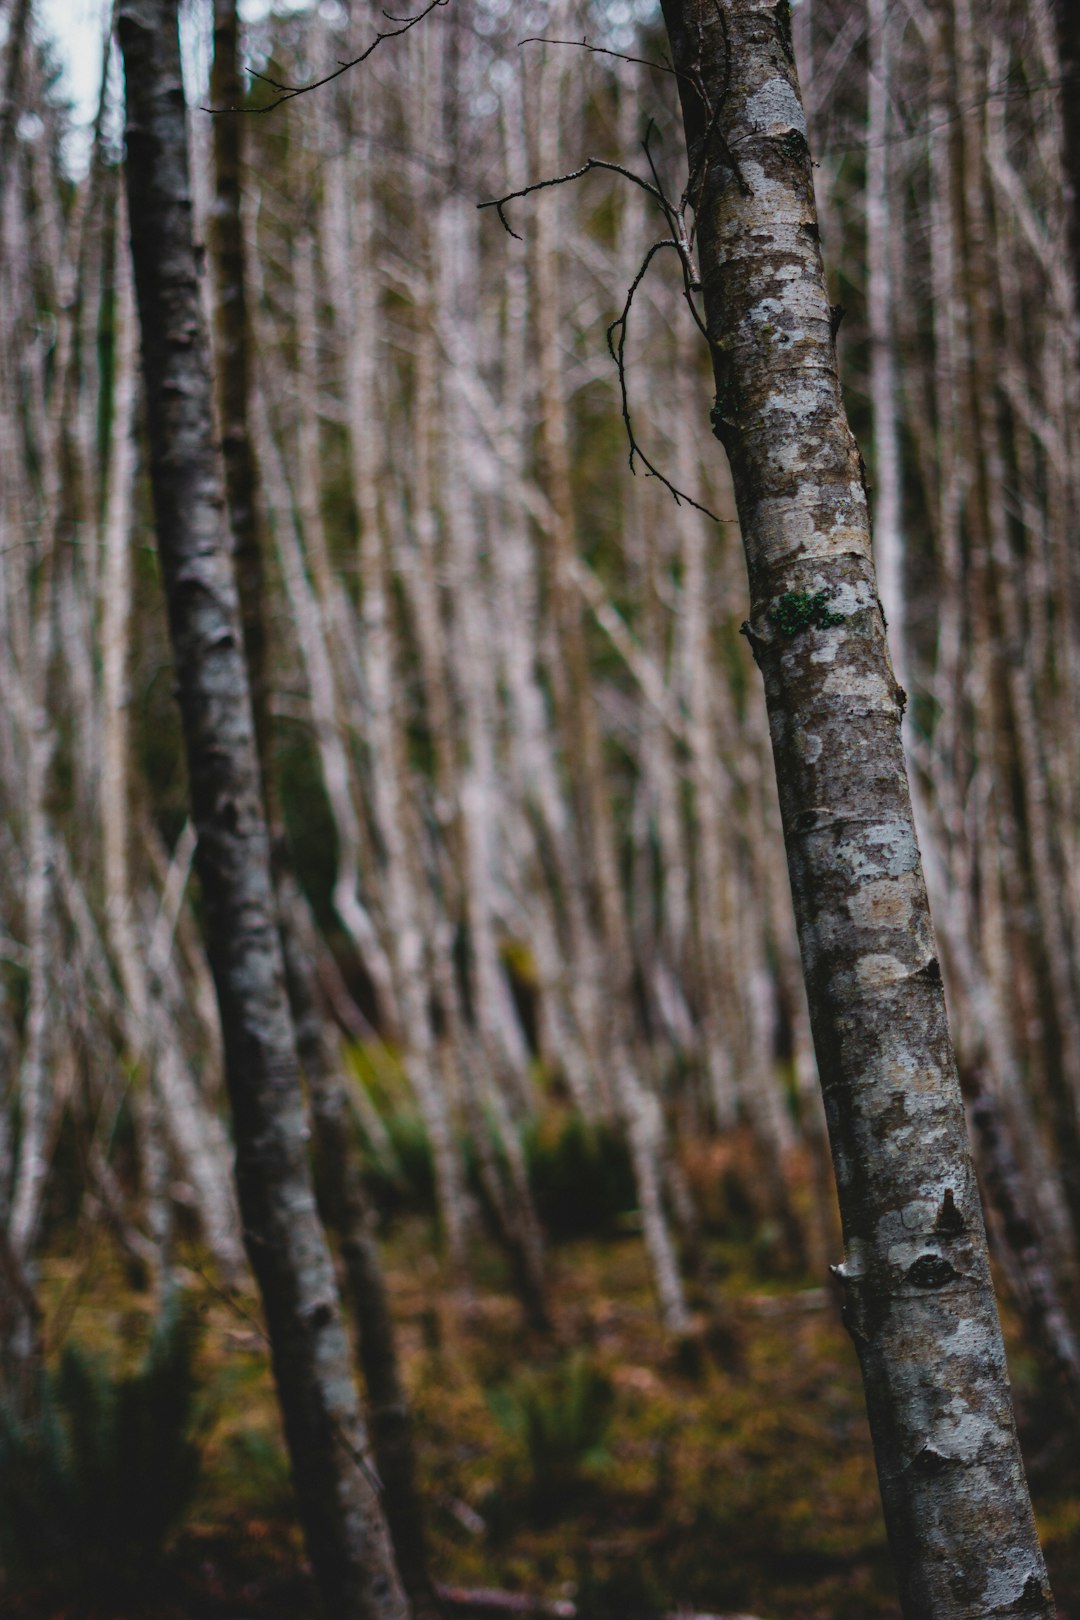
[3,0,1080,1615]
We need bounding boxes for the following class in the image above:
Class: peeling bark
[658,1,1053,1612]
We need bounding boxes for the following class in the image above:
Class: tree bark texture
[658,2,1053,1614]
[281,884,438,1620]
[116,5,408,1617]
[206,6,436,1602]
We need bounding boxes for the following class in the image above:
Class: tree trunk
[658,3,1053,1614]
[117,4,408,1617]
[208,5,436,1604]
[865,0,905,694]
[1054,0,1080,337]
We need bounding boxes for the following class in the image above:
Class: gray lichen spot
[865,820,919,874]
[837,821,919,882]
[745,77,808,141]
[809,640,839,663]
[938,1316,985,1359]
[980,1549,1050,1613]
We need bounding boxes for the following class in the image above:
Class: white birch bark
[660,2,1054,1608]
[117,5,409,1611]
[321,138,470,1279]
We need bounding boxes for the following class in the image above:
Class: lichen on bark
[659,0,1054,1613]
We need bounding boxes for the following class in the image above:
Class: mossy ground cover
[7,1214,1080,1620]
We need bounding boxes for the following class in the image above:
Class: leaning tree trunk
[116,4,408,1618]
[658,3,1053,1615]
[208,4,437,1608]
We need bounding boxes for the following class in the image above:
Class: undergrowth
[488,1352,615,1520]
[0,1293,207,1602]
[10,1135,1080,1620]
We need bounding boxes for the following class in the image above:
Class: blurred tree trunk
[658,2,1053,1614]
[99,220,244,1288]
[208,3,437,1607]
[865,0,905,692]
[320,136,472,1286]
[116,3,408,1616]
[0,0,31,214]
[1055,0,1080,331]
[531,35,690,1337]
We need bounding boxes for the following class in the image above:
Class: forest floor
[7,1204,1080,1620]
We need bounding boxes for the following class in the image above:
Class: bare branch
[478,157,669,240]
[202,0,450,115]
[606,239,719,521]
[478,126,713,514]
[518,34,678,79]
[640,118,702,290]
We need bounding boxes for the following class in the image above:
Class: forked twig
[478,158,668,241]
[480,129,716,519]
[606,240,718,520]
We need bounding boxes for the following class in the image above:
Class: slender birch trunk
[0,0,30,218]
[658,3,1052,1611]
[208,0,268,786]
[208,5,435,1604]
[263,222,398,1031]
[321,135,470,1282]
[117,5,408,1615]
[673,364,742,1131]
[436,194,549,1325]
[531,35,690,1336]
[8,136,62,1285]
[277,877,439,1620]
[99,200,244,1285]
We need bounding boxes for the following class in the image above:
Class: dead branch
[479,157,668,241]
[203,0,450,115]
[479,127,714,517]
[519,34,679,80]
[606,238,719,520]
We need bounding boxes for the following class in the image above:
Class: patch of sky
[37,0,666,179]
[34,0,310,178]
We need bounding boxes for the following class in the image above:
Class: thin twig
[479,134,715,514]
[202,0,449,115]
[518,34,678,79]
[606,239,719,520]
[479,158,668,241]
[641,119,701,290]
